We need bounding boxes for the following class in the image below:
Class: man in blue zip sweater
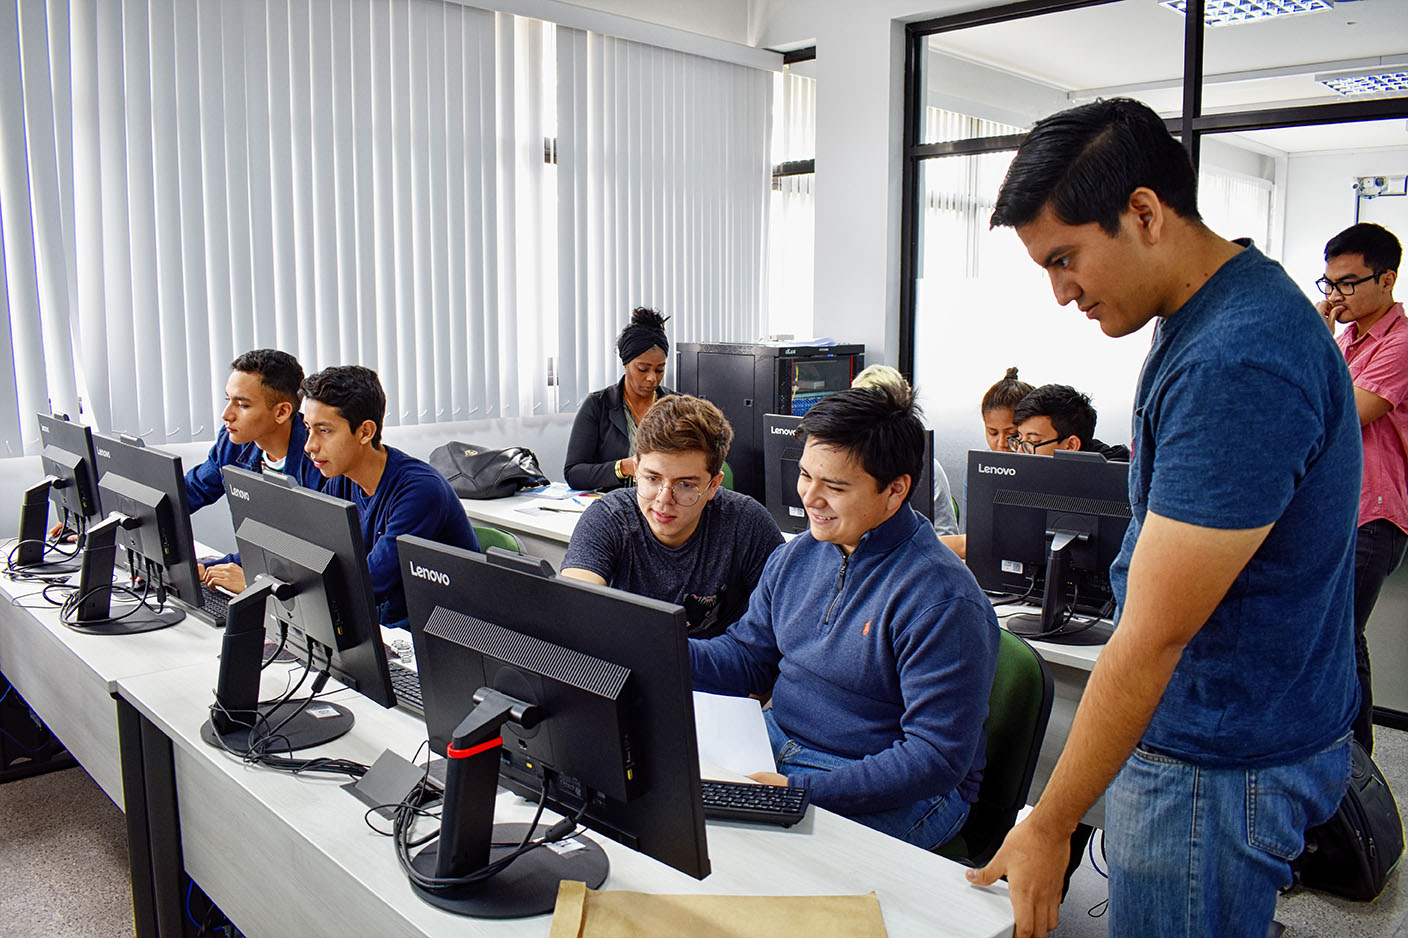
[188,349,325,590]
[690,386,999,849]
[301,366,479,628]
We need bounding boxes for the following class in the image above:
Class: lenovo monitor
[200,466,394,753]
[13,413,104,571]
[399,536,709,918]
[965,449,1131,645]
[60,434,203,633]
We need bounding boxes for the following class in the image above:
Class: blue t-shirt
[321,447,480,626]
[1111,243,1359,768]
[562,486,783,637]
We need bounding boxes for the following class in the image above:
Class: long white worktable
[459,493,584,569]
[0,565,225,804]
[115,656,1016,938]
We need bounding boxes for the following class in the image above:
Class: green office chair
[472,525,522,554]
[934,629,1054,868]
[720,461,734,491]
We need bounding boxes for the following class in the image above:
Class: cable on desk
[57,577,161,628]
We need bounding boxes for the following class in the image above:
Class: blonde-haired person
[851,365,959,537]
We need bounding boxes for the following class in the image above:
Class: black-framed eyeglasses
[637,473,710,507]
[1007,434,1062,454]
[1315,271,1383,297]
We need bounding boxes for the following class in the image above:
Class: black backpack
[1291,740,1404,901]
[428,442,550,499]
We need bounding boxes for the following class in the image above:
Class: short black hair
[301,366,387,448]
[991,98,1201,236]
[796,385,925,493]
[230,348,304,408]
[1013,384,1097,450]
[1324,223,1401,274]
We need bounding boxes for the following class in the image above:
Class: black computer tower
[674,343,864,500]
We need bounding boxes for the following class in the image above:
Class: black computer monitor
[762,413,934,534]
[13,413,104,571]
[965,449,1131,645]
[200,466,394,753]
[60,434,204,633]
[399,536,709,918]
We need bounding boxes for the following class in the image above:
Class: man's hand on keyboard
[202,562,247,594]
[746,771,788,786]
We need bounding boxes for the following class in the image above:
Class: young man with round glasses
[1317,222,1406,755]
[561,394,783,637]
[1009,383,1129,461]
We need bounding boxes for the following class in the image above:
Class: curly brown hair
[634,394,733,477]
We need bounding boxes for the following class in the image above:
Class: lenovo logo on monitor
[408,562,450,587]
[977,463,1017,476]
[96,448,111,459]
[229,486,251,501]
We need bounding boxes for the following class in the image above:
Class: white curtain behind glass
[765,68,814,341]
[0,0,771,455]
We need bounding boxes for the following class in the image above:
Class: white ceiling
[925,0,1408,152]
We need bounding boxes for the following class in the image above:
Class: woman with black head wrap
[563,308,676,490]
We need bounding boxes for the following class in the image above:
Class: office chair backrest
[472,525,522,555]
[934,629,1054,868]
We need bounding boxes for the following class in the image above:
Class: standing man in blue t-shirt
[561,394,783,637]
[969,99,1359,938]
[301,366,480,628]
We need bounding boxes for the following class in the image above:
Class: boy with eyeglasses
[1317,222,1406,755]
[561,394,783,637]
[1009,383,1129,461]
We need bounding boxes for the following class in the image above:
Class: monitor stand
[13,479,82,575]
[1006,531,1113,646]
[200,578,353,752]
[410,690,607,918]
[68,515,185,634]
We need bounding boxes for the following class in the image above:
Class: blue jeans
[1105,734,1351,938]
[763,709,970,849]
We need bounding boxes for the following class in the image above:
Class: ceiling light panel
[1160,0,1335,27]
[1317,71,1408,96]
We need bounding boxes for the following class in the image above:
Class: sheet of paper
[692,691,776,779]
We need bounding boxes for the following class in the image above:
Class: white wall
[554,0,752,45]
[1282,147,1408,302]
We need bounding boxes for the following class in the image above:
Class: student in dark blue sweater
[691,386,999,849]
[301,366,479,628]
[187,349,325,583]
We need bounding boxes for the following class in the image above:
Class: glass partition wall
[900,0,1408,721]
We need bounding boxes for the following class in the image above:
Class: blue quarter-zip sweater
[185,421,323,564]
[321,446,480,625]
[690,505,998,816]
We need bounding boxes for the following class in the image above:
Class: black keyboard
[700,779,810,827]
[388,661,424,715]
[198,584,231,625]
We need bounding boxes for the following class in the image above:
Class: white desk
[0,568,224,804]
[460,494,585,569]
[116,657,1015,938]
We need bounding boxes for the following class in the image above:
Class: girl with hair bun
[564,307,677,490]
[979,366,1035,452]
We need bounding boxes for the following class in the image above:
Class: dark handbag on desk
[1290,739,1403,901]
[429,442,550,499]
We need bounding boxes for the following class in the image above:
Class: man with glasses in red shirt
[1317,222,1407,754]
[562,394,783,638]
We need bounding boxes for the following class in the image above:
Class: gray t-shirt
[563,487,784,637]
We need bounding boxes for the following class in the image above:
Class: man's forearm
[1025,623,1183,836]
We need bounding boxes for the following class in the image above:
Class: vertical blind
[0,0,772,455]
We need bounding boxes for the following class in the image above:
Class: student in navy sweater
[690,386,999,849]
[187,349,324,586]
[301,366,479,628]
